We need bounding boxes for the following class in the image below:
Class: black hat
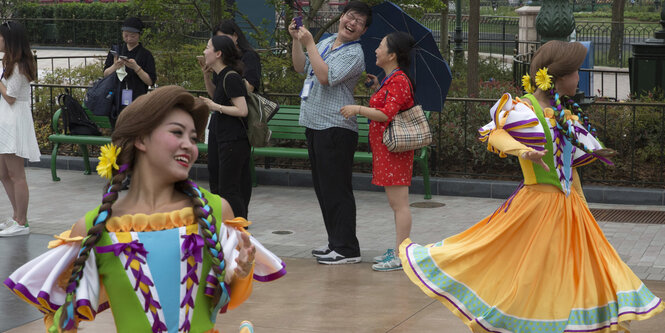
[121,17,144,33]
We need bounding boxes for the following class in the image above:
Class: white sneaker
[373,248,395,263]
[0,217,16,230]
[0,221,30,237]
[372,256,402,272]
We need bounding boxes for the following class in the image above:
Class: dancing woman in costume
[399,40,663,332]
[4,86,285,332]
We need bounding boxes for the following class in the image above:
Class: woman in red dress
[341,31,416,271]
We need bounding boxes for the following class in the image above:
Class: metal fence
[29,84,665,187]
[474,0,663,11]
[574,21,661,67]
[421,14,661,67]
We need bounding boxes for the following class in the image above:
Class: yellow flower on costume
[97,143,122,180]
[521,74,535,94]
[534,67,553,91]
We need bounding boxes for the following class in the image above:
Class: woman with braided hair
[399,40,663,332]
[4,85,285,332]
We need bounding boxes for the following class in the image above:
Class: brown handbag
[382,104,432,152]
[382,75,432,152]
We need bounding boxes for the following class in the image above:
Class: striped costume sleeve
[478,93,547,157]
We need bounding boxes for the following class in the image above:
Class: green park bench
[48,105,432,199]
[254,105,432,199]
[47,107,208,181]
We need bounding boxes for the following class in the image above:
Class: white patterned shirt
[299,34,365,132]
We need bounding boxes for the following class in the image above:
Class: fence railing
[574,20,662,67]
[29,84,665,187]
[513,52,631,101]
[420,14,661,67]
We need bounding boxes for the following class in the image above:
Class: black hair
[342,1,373,27]
[0,21,36,81]
[385,31,416,92]
[213,19,255,54]
[211,35,244,75]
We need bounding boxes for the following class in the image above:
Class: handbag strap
[383,73,417,113]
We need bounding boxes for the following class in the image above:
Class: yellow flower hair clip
[97,143,122,180]
[534,67,553,91]
[521,74,535,94]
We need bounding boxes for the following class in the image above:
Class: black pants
[207,134,252,219]
[306,127,360,257]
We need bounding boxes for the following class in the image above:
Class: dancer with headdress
[5,86,285,332]
[400,40,663,332]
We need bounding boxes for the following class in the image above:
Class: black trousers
[305,127,360,257]
[207,134,252,219]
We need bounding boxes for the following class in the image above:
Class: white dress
[0,64,40,162]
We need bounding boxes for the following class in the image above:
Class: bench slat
[48,104,432,199]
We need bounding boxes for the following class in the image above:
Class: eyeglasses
[345,12,366,26]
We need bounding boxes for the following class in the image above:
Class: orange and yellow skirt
[400,184,664,332]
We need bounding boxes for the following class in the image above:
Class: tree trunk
[608,0,626,67]
[440,5,449,61]
[467,0,480,97]
[210,0,225,28]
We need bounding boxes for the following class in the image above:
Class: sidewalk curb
[28,155,665,206]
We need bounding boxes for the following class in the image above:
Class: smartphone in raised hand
[294,16,303,29]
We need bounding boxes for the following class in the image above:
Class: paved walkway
[2,168,664,332]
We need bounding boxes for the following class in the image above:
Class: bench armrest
[52,108,63,133]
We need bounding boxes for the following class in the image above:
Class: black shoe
[316,250,362,265]
[311,245,331,257]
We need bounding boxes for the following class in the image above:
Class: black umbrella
[360,1,452,112]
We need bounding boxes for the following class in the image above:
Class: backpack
[57,91,102,136]
[84,74,120,117]
[222,71,274,147]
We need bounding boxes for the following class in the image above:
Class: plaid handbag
[382,104,432,152]
[382,75,432,152]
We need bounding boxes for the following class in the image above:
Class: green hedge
[13,2,139,47]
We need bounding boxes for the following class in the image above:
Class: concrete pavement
[1,167,664,331]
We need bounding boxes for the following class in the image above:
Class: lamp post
[453,0,464,63]
[535,0,575,43]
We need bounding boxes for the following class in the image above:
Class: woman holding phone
[198,35,252,221]
[103,17,156,127]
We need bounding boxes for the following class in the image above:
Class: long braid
[53,170,128,331]
[176,180,227,308]
[546,88,615,158]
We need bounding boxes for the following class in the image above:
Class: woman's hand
[198,96,218,112]
[521,149,550,172]
[234,232,256,279]
[366,74,379,90]
[124,58,140,71]
[340,105,360,119]
[113,56,126,69]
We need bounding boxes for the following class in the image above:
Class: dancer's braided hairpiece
[176,180,227,308]
[546,88,615,158]
[55,168,128,331]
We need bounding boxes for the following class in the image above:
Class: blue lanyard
[309,40,360,77]
[377,68,400,91]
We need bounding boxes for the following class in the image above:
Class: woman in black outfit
[199,35,251,219]
[212,20,261,93]
[103,17,156,127]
